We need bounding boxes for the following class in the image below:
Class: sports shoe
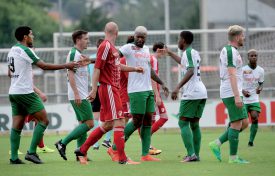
[9,150,24,155]
[37,146,55,153]
[55,140,67,160]
[25,151,43,164]
[10,158,25,164]
[229,156,250,164]
[102,140,112,148]
[93,146,100,150]
[141,155,161,161]
[119,158,140,165]
[181,155,199,162]
[209,141,221,161]
[74,148,88,165]
[107,147,119,162]
[149,146,162,155]
[248,141,254,147]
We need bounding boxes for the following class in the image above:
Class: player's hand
[162,85,169,97]
[38,92,47,102]
[78,55,91,66]
[242,90,250,97]
[234,96,243,108]
[256,87,262,94]
[87,89,97,102]
[65,61,79,71]
[156,96,162,106]
[135,66,144,73]
[171,88,179,100]
[74,94,82,106]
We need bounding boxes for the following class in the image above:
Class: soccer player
[8,26,78,164]
[167,31,207,162]
[74,22,143,165]
[242,49,264,147]
[109,26,169,162]
[209,25,250,164]
[55,30,95,161]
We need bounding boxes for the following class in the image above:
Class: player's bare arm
[151,68,169,97]
[36,60,79,70]
[68,70,81,106]
[120,64,144,73]
[171,68,194,100]
[166,48,181,64]
[87,68,100,102]
[228,67,242,108]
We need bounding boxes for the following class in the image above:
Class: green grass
[0,128,275,176]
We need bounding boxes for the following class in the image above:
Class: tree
[0,0,58,48]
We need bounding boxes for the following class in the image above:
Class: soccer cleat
[119,158,140,165]
[37,146,55,153]
[149,146,162,155]
[25,151,43,164]
[209,141,221,161]
[93,146,100,150]
[229,156,250,164]
[107,147,119,162]
[181,155,199,163]
[10,158,25,164]
[9,150,24,155]
[102,140,112,148]
[141,155,161,161]
[74,148,88,164]
[55,140,67,160]
[248,141,254,147]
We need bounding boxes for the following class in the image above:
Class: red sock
[80,127,105,154]
[114,126,127,162]
[151,118,168,134]
[38,138,45,148]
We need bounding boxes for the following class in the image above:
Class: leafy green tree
[0,0,58,48]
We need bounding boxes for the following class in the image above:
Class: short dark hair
[96,38,104,48]
[152,42,165,52]
[15,26,32,41]
[72,30,88,44]
[126,35,134,44]
[180,31,193,45]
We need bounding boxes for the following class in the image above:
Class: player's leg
[34,119,54,153]
[90,112,100,149]
[90,92,101,149]
[151,101,168,134]
[102,129,113,148]
[248,103,261,146]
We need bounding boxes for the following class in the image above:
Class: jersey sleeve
[119,44,130,58]
[23,47,40,64]
[186,48,194,68]
[225,46,236,67]
[95,41,110,69]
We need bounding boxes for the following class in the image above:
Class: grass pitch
[0,128,274,176]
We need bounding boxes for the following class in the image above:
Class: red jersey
[150,54,160,90]
[95,40,121,88]
[120,57,129,103]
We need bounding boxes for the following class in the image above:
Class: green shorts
[70,99,93,121]
[178,99,206,118]
[128,91,155,114]
[9,93,45,116]
[245,102,261,113]
[222,97,248,122]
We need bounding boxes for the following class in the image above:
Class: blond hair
[228,25,244,41]
[248,49,257,54]
[134,26,147,35]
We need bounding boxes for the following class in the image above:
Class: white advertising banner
[1,99,275,132]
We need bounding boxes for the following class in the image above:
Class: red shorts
[122,101,132,119]
[153,101,167,121]
[99,84,124,122]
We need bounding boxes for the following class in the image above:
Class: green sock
[77,133,87,148]
[29,122,47,153]
[140,125,151,156]
[178,120,195,156]
[112,121,137,151]
[249,123,258,143]
[219,129,229,144]
[190,122,201,157]
[228,128,240,156]
[62,123,90,146]
[10,128,22,160]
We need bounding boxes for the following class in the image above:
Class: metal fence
[0,28,275,105]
